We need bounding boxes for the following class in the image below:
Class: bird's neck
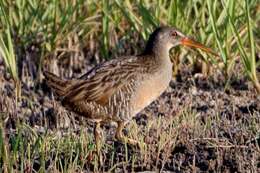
[143,43,172,64]
[139,44,172,75]
[155,45,171,61]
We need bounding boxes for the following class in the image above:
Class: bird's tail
[43,71,70,97]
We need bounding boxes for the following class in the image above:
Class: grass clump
[1,108,259,172]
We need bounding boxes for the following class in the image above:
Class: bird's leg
[115,121,138,146]
[94,122,103,162]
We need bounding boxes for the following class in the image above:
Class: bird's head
[143,27,218,56]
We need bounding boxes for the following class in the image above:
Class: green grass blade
[246,0,256,75]
[0,28,18,81]
[207,0,227,65]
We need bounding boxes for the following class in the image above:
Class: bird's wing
[62,56,142,105]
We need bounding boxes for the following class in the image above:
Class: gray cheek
[159,34,164,39]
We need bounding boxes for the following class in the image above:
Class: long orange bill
[181,37,219,57]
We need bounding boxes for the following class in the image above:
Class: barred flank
[43,71,69,97]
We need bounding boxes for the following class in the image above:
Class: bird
[43,26,217,150]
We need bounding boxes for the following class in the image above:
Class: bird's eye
[171,31,178,37]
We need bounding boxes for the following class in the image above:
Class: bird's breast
[132,63,172,115]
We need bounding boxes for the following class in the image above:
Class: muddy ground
[0,44,259,172]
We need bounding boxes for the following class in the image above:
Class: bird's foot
[115,134,139,146]
[115,121,141,147]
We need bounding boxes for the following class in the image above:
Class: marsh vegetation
[0,0,259,172]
